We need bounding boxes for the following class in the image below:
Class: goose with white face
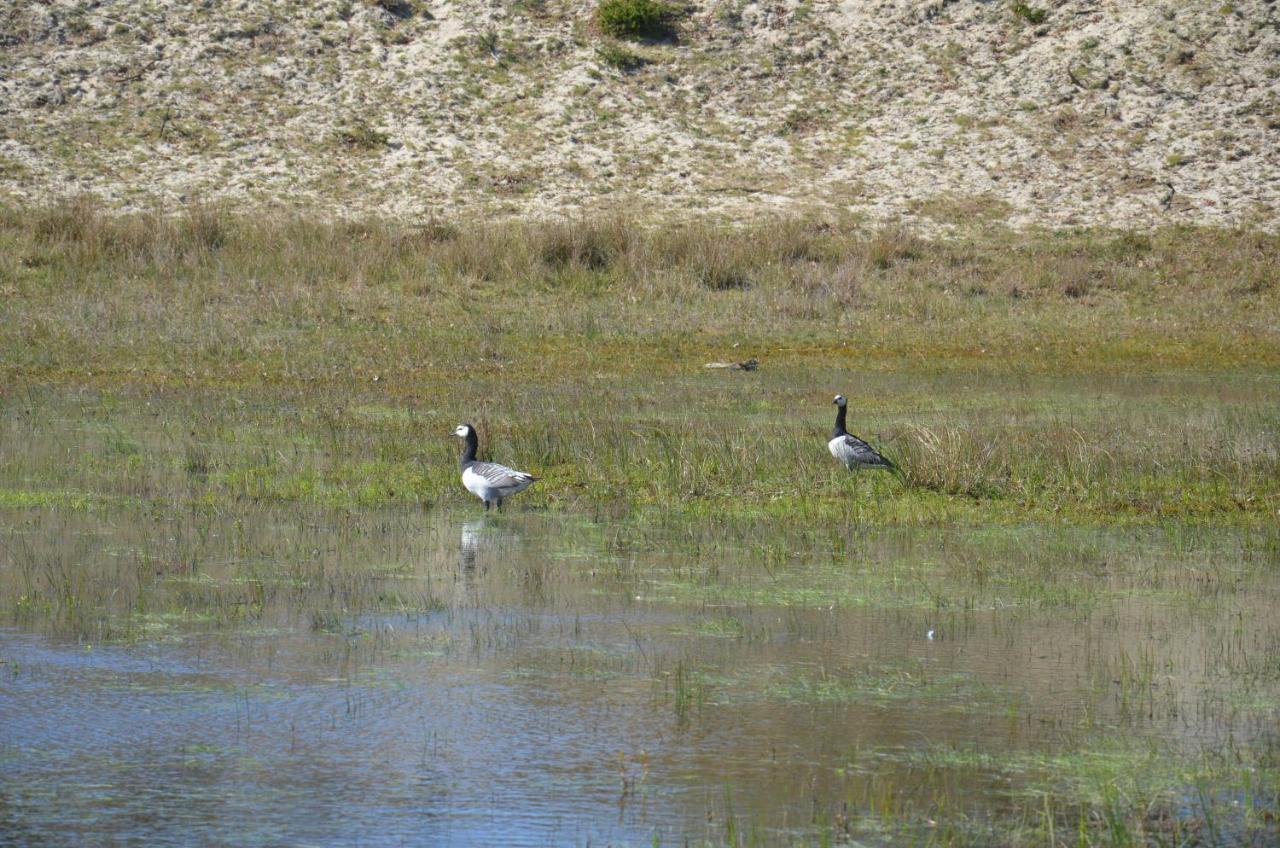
[828,395,896,472]
[452,423,538,510]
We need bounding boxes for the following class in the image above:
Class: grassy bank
[1,199,1278,527]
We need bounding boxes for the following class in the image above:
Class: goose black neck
[459,431,478,467]
[832,405,848,438]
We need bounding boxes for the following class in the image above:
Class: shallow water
[3,505,1279,846]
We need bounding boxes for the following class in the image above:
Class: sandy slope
[1,0,1276,228]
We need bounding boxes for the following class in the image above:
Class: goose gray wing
[470,461,538,490]
[832,434,894,469]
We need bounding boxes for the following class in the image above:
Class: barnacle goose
[828,395,896,472]
[452,424,538,510]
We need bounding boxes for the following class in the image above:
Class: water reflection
[2,509,1279,846]
[459,518,484,571]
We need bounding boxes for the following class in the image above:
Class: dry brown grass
[2,198,1277,381]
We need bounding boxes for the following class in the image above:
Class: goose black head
[452,424,474,438]
[832,395,848,407]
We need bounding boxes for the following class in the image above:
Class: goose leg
[496,497,504,511]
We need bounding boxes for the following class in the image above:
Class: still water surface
[3,509,1278,845]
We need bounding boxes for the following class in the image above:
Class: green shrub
[334,119,389,151]
[597,0,675,40]
[1011,2,1047,24]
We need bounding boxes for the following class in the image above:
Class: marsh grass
[2,199,1278,626]
[2,484,1278,844]
[863,739,1280,847]
[1,199,1278,527]
[4,200,1277,365]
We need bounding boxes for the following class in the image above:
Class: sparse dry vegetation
[2,0,1274,226]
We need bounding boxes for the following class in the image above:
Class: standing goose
[828,395,896,472]
[452,423,538,510]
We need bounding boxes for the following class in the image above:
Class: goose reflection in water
[459,518,486,571]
